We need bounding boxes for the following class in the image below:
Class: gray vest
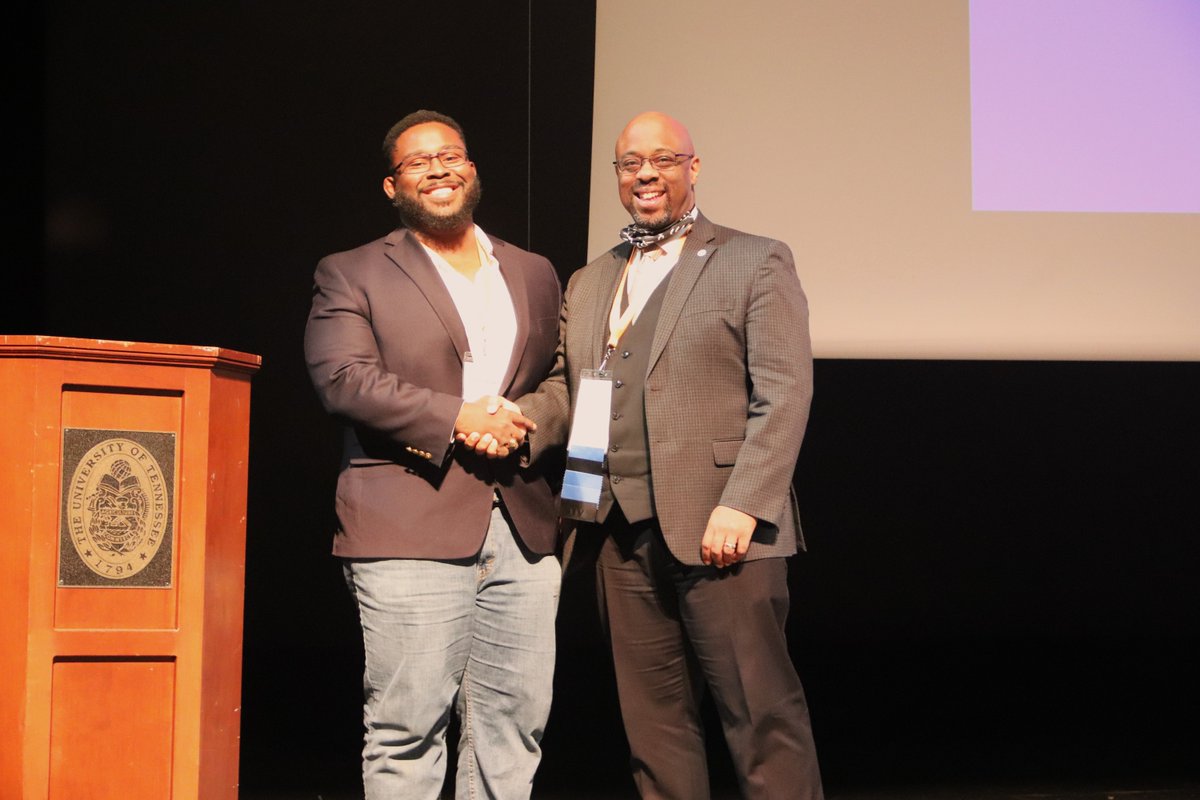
[597,273,672,524]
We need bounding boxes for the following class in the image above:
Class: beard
[626,189,675,231]
[630,206,671,231]
[392,175,484,235]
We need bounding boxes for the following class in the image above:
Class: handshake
[453,396,535,459]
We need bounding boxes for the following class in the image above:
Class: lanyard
[601,222,693,370]
[600,257,637,371]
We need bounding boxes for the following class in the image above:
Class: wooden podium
[1,336,261,799]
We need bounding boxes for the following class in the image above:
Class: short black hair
[382,110,467,173]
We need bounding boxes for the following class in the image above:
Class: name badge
[559,369,613,522]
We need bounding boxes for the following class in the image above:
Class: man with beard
[512,111,824,799]
[304,109,562,800]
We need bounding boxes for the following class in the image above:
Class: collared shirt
[622,207,697,323]
[624,236,684,323]
[421,226,518,400]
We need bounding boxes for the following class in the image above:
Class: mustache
[421,179,465,192]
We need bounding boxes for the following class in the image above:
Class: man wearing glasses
[304,109,562,800]
[516,111,823,799]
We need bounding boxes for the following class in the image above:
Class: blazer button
[614,379,624,388]
[611,475,622,484]
[612,411,621,420]
[610,444,620,452]
[622,350,630,358]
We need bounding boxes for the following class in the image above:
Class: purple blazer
[304,228,562,559]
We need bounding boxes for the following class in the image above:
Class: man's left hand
[700,505,756,568]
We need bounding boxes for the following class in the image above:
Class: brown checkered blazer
[520,214,813,565]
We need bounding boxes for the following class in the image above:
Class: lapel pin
[697,249,707,257]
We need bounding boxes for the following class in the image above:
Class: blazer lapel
[495,240,530,393]
[384,228,470,363]
[590,245,631,369]
[646,215,718,375]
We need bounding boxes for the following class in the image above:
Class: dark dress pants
[595,510,824,800]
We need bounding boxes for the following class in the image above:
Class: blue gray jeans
[343,506,561,800]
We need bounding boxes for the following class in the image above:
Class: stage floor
[240,783,1200,799]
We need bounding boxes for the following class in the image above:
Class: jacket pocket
[346,456,393,467]
[712,437,744,466]
[682,304,733,317]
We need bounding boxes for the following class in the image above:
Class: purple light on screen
[970,0,1200,213]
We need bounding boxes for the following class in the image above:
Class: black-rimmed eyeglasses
[613,152,693,175]
[392,147,469,175]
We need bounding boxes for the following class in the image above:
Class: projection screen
[588,0,1200,359]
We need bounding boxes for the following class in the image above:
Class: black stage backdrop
[26,2,1200,796]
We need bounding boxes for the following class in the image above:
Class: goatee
[631,209,671,231]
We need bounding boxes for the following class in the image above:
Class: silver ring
[722,542,736,551]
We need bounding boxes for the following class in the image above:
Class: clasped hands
[454,396,535,459]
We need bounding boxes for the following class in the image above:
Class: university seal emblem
[60,430,176,587]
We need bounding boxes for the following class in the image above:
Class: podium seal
[59,429,176,588]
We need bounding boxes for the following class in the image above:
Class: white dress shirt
[421,226,518,401]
